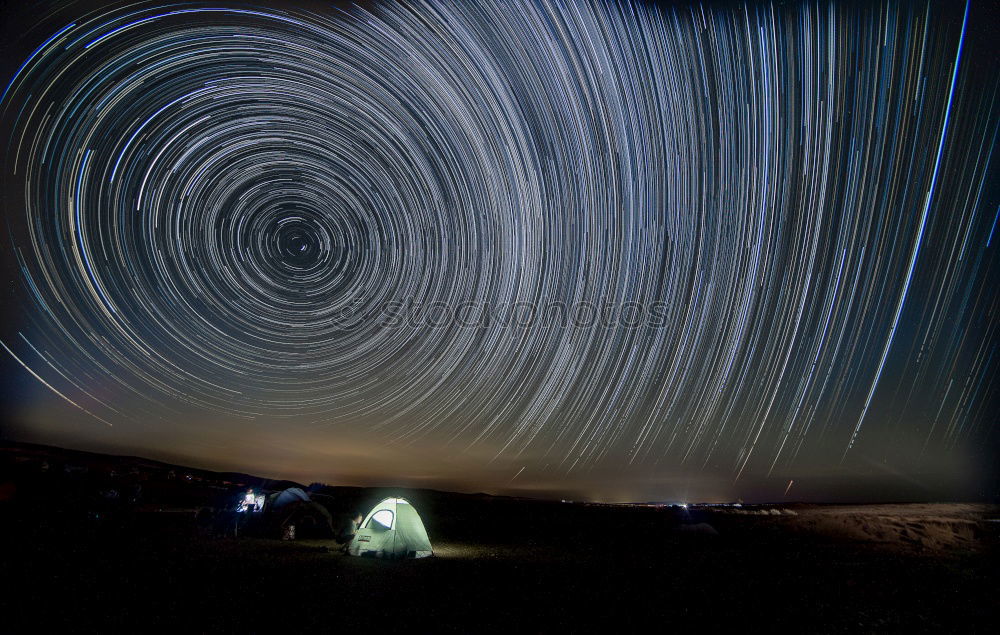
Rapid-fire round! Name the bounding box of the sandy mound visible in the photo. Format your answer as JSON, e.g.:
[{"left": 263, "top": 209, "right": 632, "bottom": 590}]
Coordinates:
[
  {"left": 678, "top": 522, "right": 720, "bottom": 536},
  {"left": 788, "top": 504, "right": 994, "bottom": 551}
]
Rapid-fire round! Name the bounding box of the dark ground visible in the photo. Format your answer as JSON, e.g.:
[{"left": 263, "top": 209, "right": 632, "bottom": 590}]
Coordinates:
[{"left": 1, "top": 443, "right": 997, "bottom": 633}]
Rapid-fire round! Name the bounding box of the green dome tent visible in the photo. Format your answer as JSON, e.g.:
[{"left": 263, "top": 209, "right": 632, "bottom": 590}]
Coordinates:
[{"left": 348, "top": 497, "right": 433, "bottom": 559}]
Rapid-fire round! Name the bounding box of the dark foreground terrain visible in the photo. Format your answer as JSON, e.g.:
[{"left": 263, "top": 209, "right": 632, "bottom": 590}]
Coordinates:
[{"left": 1, "top": 443, "right": 996, "bottom": 633}]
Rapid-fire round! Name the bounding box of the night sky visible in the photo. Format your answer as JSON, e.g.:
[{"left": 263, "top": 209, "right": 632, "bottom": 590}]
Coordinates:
[{"left": 1, "top": 0, "right": 997, "bottom": 502}]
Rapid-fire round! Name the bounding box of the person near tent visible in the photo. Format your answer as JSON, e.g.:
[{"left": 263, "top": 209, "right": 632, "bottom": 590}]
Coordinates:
[{"left": 337, "top": 511, "right": 363, "bottom": 551}]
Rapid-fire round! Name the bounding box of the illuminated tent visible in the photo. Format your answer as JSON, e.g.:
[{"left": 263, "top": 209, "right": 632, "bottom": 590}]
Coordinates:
[{"left": 348, "top": 497, "right": 433, "bottom": 559}]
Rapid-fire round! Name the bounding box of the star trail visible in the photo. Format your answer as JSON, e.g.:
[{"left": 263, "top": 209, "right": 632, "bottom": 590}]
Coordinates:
[{"left": 1, "top": 0, "right": 996, "bottom": 500}]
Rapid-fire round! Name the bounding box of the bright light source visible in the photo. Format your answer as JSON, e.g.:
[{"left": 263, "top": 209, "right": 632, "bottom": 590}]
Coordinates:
[
  {"left": 236, "top": 490, "right": 265, "bottom": 513},
  {"left": 371, "top": 509, "right": 394, "bottom": 529}
]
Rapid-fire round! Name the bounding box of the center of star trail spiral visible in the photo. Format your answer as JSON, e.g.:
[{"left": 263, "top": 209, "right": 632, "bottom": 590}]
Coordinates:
[{"left": 0, "top": 0, "right": 995, "bottom": 482}]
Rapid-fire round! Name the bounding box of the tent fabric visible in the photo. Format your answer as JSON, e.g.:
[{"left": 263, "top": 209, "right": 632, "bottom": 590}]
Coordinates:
[
  {"left": 348, "top": 497, "right": 433, "bottom": 559},
  {"left": 269, "top": 487, "right": 311, "bottom": 510},
  {"left": 275, "top": 500, "right": 334, "bottom": 537}
]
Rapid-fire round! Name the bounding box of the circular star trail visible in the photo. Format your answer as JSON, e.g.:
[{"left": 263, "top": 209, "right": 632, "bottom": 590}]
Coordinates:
[{"left": 1, "top": 0, "right": 996, "bottom": 482}]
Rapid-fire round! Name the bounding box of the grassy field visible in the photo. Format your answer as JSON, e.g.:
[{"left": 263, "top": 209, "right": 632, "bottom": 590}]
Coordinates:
[{"left": 3, "top": 496, "right": 997, "bottom": 633}]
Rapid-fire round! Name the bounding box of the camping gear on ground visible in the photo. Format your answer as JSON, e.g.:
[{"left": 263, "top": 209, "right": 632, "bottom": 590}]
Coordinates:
[
  {"left": 348, "top": 497, "right": 433, "bottom": 559},
  {"left": 267, "top": 487, "right": 334, "bottom": 539}
]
